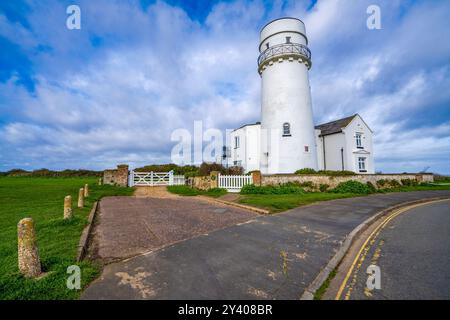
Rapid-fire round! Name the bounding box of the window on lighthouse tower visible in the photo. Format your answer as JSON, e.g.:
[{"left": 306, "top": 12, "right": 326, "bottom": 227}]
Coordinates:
[{"left": 283, "top": 123, "right": 291, "bottom": 136}]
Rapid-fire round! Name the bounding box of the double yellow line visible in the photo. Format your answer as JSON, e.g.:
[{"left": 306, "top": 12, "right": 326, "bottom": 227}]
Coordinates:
[{"left": 335, "top": 199, "right": 449, "bottom": 300}]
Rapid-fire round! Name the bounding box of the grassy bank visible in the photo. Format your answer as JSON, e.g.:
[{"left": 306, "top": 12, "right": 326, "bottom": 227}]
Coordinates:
[
  {"left": 238, "top": 193, "right": 363, "bottom": 213},
  {"left": 167, "top": 185, "right": 227, "bottom": 198},
  {"left": 238, "top": 184, "right": 450, "bottom": 213},
  {"left": 0, "top": 177, "right": 134, "bottom": 299}
]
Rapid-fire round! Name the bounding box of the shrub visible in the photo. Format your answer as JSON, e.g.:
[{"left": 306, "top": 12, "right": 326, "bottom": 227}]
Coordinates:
[
  {"left": 240, "top": 183, "right": 304, "bottom": 195},
  {"left": 366, "top": 181, "right": 377, "bottom": 193},
  {"left": 401, "top": 178, "right": 417, "bottom": 186},
  {"left": 319, "top": 184, "right": 330, "bottom": 192},
  {"left": 226, "top": 166, "right": 244, "bottom": 175},
  {"left": 299, "top": 181, "right": 314, "bottom": 188},
  {"left": 317, "top": 170, "right": 356, "bottom": 176},
  {"left": 388, "top": 179, "right": 401, "bottom": 188},
  {"left": 330, "top": 180, "right": 372, "bottom": 194},
  {"left": 135, "top": 163, "right": 199, "bottom": 175},
  {"left": 434, "top": 174, "right": 450, "bottom": 183},
  {"left": 376, "top": 179, "right": 387, "bottom": 187},
  {"left": 295, "top": 168, "right": 317, "bottom": 174}
]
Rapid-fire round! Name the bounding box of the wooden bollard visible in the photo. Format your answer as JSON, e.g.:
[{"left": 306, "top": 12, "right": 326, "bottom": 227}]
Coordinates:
[
  {"left": 17, "top": 218, "right": 41, "bottom": 278},
  {"left": 84, "top": 184, "right": 89, "bottom": 197},
  {"left": 78, "top": 188, "right": 84, "bottom": 208},
  {"left": 64, "top": 195, "right": 73, "bottom": 219}
]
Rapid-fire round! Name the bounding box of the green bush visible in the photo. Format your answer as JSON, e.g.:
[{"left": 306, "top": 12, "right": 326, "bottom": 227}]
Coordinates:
[
  {"left": 240, "top": 183, "right": 304, "bottom": 195},
  {"left": 388, "top": 179, "right": 401, "bottom": 188},
  {"left": 319, "top": 184, "right": 330, "bottom": 192},
  {"left": 299, "top": 181, "right": 315, "bottom": 188},
  {"left": 295, "top": 168, "right": 317, "bottom": 174},
  {"left": 330, "top": 180, "right": 373, "bottom": 194},
  {"left": 401, "top": 178, "right": 417, "bottom": 186},
  {"left": 317, "top": 170, "right": 356, "bottom": 176},
  {"left": 366, "top": 181, "right": 377, "bottom": 193},
  {"left": 376, "top": 179, "right": 387, "bottom": 187}
]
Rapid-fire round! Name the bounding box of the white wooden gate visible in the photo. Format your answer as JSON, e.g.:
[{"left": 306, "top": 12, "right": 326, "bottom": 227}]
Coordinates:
[
  {"left": 129, "top": 170, "right": 185, "bottom": 187},
  {"left": 218, "top": 174, "right": 253, "bottom": 192}
]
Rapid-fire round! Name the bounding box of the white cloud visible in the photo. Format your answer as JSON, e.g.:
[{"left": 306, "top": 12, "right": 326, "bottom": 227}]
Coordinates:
[{"left": 1, "top": 0, "right": 450, "bottom": 173}]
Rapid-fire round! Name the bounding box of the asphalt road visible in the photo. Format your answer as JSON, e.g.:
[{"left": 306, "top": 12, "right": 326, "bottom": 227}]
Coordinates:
[
  {"left": 342, "top": 199, "right": 450, "bottom": 300},
  {"left": 82, "top": 190, "right": 450, "bottom": 299}
]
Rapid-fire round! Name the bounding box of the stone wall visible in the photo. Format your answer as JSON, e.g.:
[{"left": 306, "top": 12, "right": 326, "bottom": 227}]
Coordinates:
[
  {"left": 103, "top": 164, "right": 129, "bottom": 187},
  {"left": 258, "top": 173, "right": 434, "bottom": 189},
  {"left": 187, "top": 171, "right": 220, "bottom": 190}
]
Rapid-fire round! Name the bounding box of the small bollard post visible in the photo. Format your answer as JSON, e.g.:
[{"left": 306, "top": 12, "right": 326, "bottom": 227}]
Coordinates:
[
  {"left": 17, "top": 218, "right": 41, "bottom": 278},
  {"left": 98, "top": 178, "right": 102, "bottom": 186},
  {"left": 78, "top": 188, "right": 84, "bottom": 208},
  {"left": 84, "top": 184, "right": 89, "bottom": 197},
  {"left": 64, "top": 195, "right": 73, "bottom": 219}
]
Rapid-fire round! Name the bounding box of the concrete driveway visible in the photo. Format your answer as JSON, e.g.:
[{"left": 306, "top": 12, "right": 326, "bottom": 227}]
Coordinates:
[
  {"left": 82, "top": 190, "right": 450, "bottom": 300},
  {"left": 88, "top": 195, "right": 256, "bottom": 263}
]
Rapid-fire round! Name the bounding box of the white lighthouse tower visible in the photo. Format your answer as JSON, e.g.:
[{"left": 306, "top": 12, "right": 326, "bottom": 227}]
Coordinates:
[{"left": 258, "top": 18, "right": 318, "bottom": 174}]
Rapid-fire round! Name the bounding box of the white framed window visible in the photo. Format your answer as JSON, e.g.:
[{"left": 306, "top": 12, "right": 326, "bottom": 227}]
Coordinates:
[
  {"left": 234, "top": 136, "right": 240, "bottom": 149},
  {"left": 355, "top": 133, "right": 363, "bottom": 148},
  {"left": 283, "top": 122, "right": 291, "bottom": 136},
  {"left": 358, "top": 157, "right": 367, "bottom": 172}
]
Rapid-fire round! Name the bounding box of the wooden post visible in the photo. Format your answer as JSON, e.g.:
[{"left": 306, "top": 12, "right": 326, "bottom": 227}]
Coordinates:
[
  {"left": 78, "top": 188, "right": 84, "bottom": 208},
  {"left": 64, "top": 195, "right": 73, "bottom": 219},
  {"left": 84, "top": 184, "right": 89, "bottom": 197},
  {"left": 17, "top": 218, "right": 41, "bottom": 278}
]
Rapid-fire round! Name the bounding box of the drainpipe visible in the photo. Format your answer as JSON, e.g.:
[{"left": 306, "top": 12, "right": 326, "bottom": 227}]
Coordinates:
[
  {"left": 341, "top": 147, "right": 344, "bottom": 171},
  {"left": 322, "top": 136, "right": 326, "bottom": 170}
]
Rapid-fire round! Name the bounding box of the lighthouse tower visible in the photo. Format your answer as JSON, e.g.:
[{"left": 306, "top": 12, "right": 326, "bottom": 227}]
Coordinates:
[{"left": 258, "top": 18, "right": 318, "bottom": 174}]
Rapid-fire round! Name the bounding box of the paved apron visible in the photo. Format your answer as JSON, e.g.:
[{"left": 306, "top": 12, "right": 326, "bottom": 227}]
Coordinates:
[{"left": 82, "top": 190, "right": 450, "bottom": 299}]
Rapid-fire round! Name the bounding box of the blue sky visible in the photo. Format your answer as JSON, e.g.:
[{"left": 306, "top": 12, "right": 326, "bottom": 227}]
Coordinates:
[{"left": 1, "top": 0, "right": 450, "bottom": 173}]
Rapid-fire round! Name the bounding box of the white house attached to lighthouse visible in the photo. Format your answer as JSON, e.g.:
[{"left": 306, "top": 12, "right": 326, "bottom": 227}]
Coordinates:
[{"left": 227, "top": 17, "right": 375, "bottom": 174}]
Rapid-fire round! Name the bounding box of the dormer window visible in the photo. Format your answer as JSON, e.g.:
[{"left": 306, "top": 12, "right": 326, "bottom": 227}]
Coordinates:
[
  {"left": 283, "top": 123, "right": 291, "bottom": 136},
  {"left": 286, "top": 36, "right": 291, "bottom": 44},
  {"left": 266, "top": 43, "right": 269, "bottom": 49},
  {"left": 356, "top": 133, "right": 363, "bottom": 148}
]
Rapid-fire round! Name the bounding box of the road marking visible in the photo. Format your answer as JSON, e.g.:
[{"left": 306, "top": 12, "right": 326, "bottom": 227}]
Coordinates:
[{"left": 335, "top": 199, "right": 450, "bottom": 300}]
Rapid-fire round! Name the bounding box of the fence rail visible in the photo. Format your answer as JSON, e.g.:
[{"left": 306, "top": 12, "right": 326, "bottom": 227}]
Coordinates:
[
  {"left": 218, "top": 174, "right": 253, "bottom": 192},
  {"left": 129, "top": 171, "right": 185, "bottom": 187}
]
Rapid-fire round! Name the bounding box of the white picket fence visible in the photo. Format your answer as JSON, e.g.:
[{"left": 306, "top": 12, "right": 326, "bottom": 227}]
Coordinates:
[
  {"left": 129, "top": 170, "right": 185, "bottom": 187},
  {"left": 218, "top": 174, "right": 253, "bottom": 192}
]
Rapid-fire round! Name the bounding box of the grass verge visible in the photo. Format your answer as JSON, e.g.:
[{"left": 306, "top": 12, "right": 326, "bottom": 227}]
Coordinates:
[
  {"left": 0, "top": 177, "right": 134, "bottom": 299},
  {"left": 239, "top": 184, "right": 450, "bottom": 213},
  {"left": 239, "top": 193, "right": 363, "bottom": 213},
  {"left": 167, "top": 185, "right": 227, "bottom": 198},
  {"left": 313, "top": 267, "right": 338, "bottom": 300}
]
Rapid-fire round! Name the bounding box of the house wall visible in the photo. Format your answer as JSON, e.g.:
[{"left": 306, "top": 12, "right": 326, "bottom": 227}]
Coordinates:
[
  {"left": 343, "top": 116, "right": 374, "bottom": 174},
  {"left": 229, "top": 124, "right": 261, "bottom": 173}
]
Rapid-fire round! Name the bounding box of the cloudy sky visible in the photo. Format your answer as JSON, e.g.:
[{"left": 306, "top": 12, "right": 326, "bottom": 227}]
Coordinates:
[{"left": 1, "top": 0, "right": 449, "bottom": 173}]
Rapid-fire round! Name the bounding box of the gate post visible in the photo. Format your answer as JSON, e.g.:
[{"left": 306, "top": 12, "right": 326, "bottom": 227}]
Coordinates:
[
  {"left": 169, "top": 170, "right": 174, "bottom": 186},
  {"left": 210, "top": 171, "right": 219, "bottom": 189},
  {"left": 129, "top": 170, "right": 134, "bottom": 187},
  {"left": 150, "top": 171, "right": 154, "bottom": 187}
]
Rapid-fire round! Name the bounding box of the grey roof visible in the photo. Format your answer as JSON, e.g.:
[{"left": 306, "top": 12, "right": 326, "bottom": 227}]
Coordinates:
[
  {"left": 315, "top": 114, "right": 357, "bottom": 136},
  {"left": 232, "top": 121, "right": 261, "bottom": 132}
]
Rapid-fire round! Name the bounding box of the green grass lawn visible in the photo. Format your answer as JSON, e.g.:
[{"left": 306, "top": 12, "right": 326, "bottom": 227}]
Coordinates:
[
  {"left": 0, "top": 177, "right": 134, "bottom": 300},
  {"left": 238, "top": 184, "right": 450, "bottom": 213},
  {"left": 238, "top": 193, "right": 363, "bottom": 213}
]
